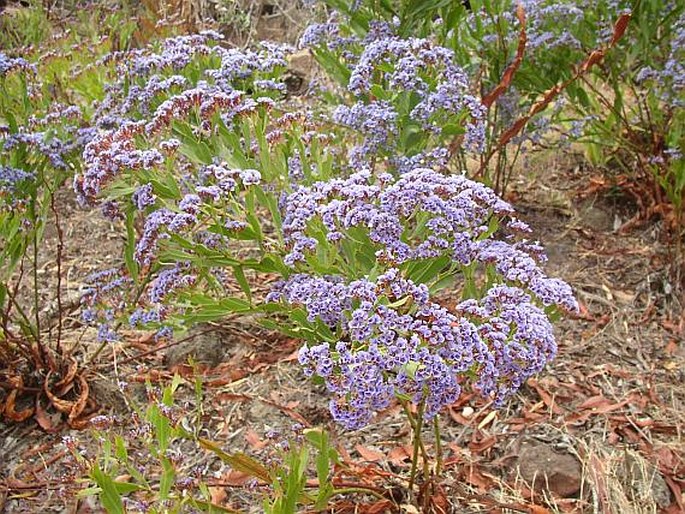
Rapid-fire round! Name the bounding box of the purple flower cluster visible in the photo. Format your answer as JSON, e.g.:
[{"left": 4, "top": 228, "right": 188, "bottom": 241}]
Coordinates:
[
  {"left": 144, "top": 87, "right": 243, "bottom": 136},
  {"left": 27, "top": 105, "right": 82, "bottom": 130},
  {"left": 332, "top": 101, "right": 398, "bottom": 152},
  {"left": 520, "top": 1, "right": 584, "bottom": 50},
  {"left": 76, "top": 121, "right": 156, "bottom": 204},
  {"left": 266, "top": 274, "right": 353, "bottom": 326},
  {"left": 299, "top": 12, "right": 360, "bottom": 52},
  {"left": 0, "top": 165, "right": 34, "bottom": 193},
  {"left": 636, "top": 10, "right": 684, "bottom": 106},
  {"left": 82, "top": 268, "right": 133, "bottom": 305},
  {"left": 270, "top": 268, "right": 565, "bottom": 429},
  {"left": 3, "top": 131, "right": 70, "bottom": 170},
  {"left": 148, "top": 264, "right": 197, "bottom": 304},
  {"left": 324, "top": 35, "right": 487, "bottom": 158},
  {"left": 129, "top": 306, "right": 168, "bottom": 327},
  {"left": 76, "top": 87, "right": 247, "bottom": 205},
  {"left": 281, "top": 167, "right": 515, "bottom": 265},
  {"left": 280, "top": 166, "right": 578, "bottom": 307},
  {"left": 295, "top": 169, "right": 576, "bottom": 317},
  {"left": 299, "top": 18, "right": 342, "bottom": 50},
  {"left": 132, "top": 166, "right": 261, "bottom": 266},
  {"left": 127, "top": 33, "right": 219, "bottom": 77},
  {"left": 132, "top": 183, "right": 157, "bottom": 210},
  {"left": 122, "top": 74, "right": 188, "bottom": 116},
  {"left": 206, "top": 42, "right": 292, "bottom": 90},
  {"left": 0, "top": 52, "right": 37, "bottom": 76},
  {"left": 135, "top": 208, "right": 177, "bottom": 266},
  {"left": 390, "top": 147, "right": 450, "bottom": 174},
  {"left": 348, "top": 37, "right": 462, "bottom": 96}
]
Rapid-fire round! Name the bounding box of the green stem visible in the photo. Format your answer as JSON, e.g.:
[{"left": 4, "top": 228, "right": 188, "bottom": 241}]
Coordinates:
[
  {"left": 9, "top": 295, "right": 40, "bottom": 346},
  {"left": 32, "top": 223, "right": 41, "bottom": 346},
  {"left": 407, "top": 399, "right": 425, "bottom": 492},
  {"left": 433, "top": 416, "right": 443, "bottom": 478}
]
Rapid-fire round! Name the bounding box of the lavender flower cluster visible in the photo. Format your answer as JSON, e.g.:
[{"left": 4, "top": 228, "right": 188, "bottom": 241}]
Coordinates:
[
  {"left": 269, "top": 267, "right": 567, "bottom": 429},
  {"left": 134, "top": 165, "right": 262, "bottom": 267},
  {"left": 126, "top": 32, "right": 222, "bottom": 78},
  {"left": 75, "top": 86, "right": 245, "bottom": 205},
  {"left": 635, "top": 9, "right": 684, "bottom": 106},
  {"left": 207, "top": 41, "right": 292, "bottom": 91},
  {"left": 90, "top": 33, "right": 290, "bottom": 132},
  {"left": 325, "top": 34, "right": 486, "bottom": 159},
  {"left": 519, "top": 0, "right": 584, "bottom": 50},
  {"left": 0, "top": 52, "right": 37, "bottom": 76},
  {"left": 280, "top": 166, "right": 576, "bottom": 311},
  {"left": 3, "top": 132, "right": 64, "bottom": 169},
  {"left": 0, "top": 165, "right": 34, "bottom": 194},
  {"left": 81, "top": 266, "right": 176, "bottom": 343},
  {"left": 271, "top": 167, "right": 577, "bottom": 427}
]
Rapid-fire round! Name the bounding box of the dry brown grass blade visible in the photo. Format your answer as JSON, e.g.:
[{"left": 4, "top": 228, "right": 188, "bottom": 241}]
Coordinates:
[
  {"left": 34, "top": 396, "right": 60, "bottom": 432},
  {"left": 53, "top": 356, "right": 77, "bottom": 391},
  {"left": 43, "top": 371, "right": 75, "bottom": 414},
  {"left": 482, "top": 4, "right": 527, "bottom": 109},
  {"left": 3, "top": 388, "right": 34, "bottom": 422},
  {"left": 67, "top": 375, "right": 89, "bottom": 425}
]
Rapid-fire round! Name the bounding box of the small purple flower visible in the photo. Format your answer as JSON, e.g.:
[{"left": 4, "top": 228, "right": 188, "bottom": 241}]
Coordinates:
[
  {"left": 239, "top": 168, "right": 261, "bottom": 186},
  {"left": 149, "top": 264, "right": 197, "bottom": 304},
  {"left": 132, "top": 183, "right": 156, "bottom": 210}
]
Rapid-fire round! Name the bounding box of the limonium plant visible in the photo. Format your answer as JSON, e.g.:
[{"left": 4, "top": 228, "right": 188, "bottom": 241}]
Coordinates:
[
  {"left": 67, "top": 20, "right": 579, "bottom": 497},
  {"left": 266, "top": 164, "right": 577, "bottom": 486},
  {"left": 302, "top": 17, "right": 487, "bottom": 172},
  {"left": 0, "top": 6, "right": 589, "bottom": 507},
  {"left": 5, "top": 0, "right": 685, "bottom": 509}
]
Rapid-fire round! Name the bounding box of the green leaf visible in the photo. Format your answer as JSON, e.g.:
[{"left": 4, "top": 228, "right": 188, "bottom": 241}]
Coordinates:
[
  {"left": 90, "top": 465, "right": 124, "bottom": 514},
  {"left": 181, "top": 140, "right": 214, "bottom": 165},
  {"left": 147, "top": 403, "right": 172, "bottom": 453},
  {"left": 124, "top": 208, "right": 139, "bottom": 279},
  {"left": 233, "top": 266, "right": 252, "bottom": 303},
  {"left": 441, "top": 123, "right": 465, "bottom": 137},
  {"left": 370, "top": 84, "right": 387, "bottom": 100},
  {"left": 159, "top": 458, "right": 175, "bottom": 500},
  {"left": 408, "top": 255, "right": 451, "bottom": 284},
  {"left": 312, "top": 50, "right": 352, "bottom": 86},
  {"left": 198, "top": 439, "right": 271, "bottom": 482},
  {"left": 181, "top": 296, "right": 252, "bottom": 323}
]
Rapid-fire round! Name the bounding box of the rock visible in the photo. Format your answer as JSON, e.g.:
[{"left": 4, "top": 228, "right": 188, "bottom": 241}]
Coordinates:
[
  {"left": 619, "top": 450, "right": 671, "bottom": 509},
  {"left": 288, "top": 50, "right": 315, "bottom": 77},
  {"left": 513, "top": 439, "right": 582, "bottom": 498},
  {"left": 163, "top": 329, "right": 230, "bottom": 369},
  {"left": 89, "top": 378, "right": 132, "bottom": 414},
  {"left": 578, "top": 199, "right": 613, "bottom": 232},
  {"left": 284, "top": 50, "right": 316, "bottom": 95}
]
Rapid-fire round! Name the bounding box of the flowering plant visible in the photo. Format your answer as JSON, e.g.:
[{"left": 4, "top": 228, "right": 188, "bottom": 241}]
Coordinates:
[
  {"left": 72, "top": 34, "right": 347, "bottom": 345},
  {"left": 267, "top": 166, "right": 577, "bottom": 431},
  {"left": 0, "top": 36, "right": 114, "bottom": 425},
  {"left": 308, "top": 0, "right": 685, "bottom": 240},
  {"left": 301, "top": 17, "right": 486, "bottom": 172}
]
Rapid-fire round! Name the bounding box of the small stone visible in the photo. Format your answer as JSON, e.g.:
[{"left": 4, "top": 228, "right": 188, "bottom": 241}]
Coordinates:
[
  {"left": 164, "top": 329, "right": 229, "bottom": 368},
  {"left": 620, "top": 450, "right": 672, "bottom": 509},
  {"left": 288, "top": 50, "right": 315, "bottom": 77},
  {"left": 514, "top": 440, "right": 582, "bottom": 498},
  {"left": 462, "top": 406, "right": 475, "bottom": 418}
]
